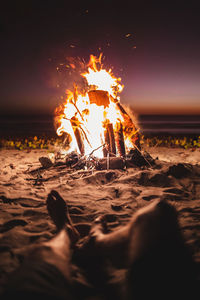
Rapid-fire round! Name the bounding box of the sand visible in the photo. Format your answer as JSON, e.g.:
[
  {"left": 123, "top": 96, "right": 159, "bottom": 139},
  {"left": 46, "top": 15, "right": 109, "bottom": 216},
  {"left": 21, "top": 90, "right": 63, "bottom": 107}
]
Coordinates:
[{"left": 0, "top": 146, "right": 200, "bottom": 294}]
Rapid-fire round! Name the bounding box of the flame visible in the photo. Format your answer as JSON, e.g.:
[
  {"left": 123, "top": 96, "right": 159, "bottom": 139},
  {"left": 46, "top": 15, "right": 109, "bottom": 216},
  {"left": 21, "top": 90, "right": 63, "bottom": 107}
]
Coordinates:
[
  {"left": 55, "top": 54, "right": 137, "bottom": 157},
  {"left": 82, "top": 54, "right": 123, "bottom": 99}
]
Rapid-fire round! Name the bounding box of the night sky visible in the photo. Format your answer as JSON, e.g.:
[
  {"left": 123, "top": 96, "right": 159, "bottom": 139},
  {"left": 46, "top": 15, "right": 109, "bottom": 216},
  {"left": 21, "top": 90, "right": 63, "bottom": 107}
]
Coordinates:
[{"left": 1, "top": 1, "right": 200, "bottom": 116}]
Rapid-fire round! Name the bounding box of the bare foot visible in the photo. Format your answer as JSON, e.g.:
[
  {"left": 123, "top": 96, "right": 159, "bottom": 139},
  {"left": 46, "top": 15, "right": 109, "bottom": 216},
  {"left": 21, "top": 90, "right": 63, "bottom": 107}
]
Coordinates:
[
  {"left": 47, "top": 190, "right": 68, "bottom": 230},
  {"left": 47, "top": 190, "right": 80, "bottom": 243}
]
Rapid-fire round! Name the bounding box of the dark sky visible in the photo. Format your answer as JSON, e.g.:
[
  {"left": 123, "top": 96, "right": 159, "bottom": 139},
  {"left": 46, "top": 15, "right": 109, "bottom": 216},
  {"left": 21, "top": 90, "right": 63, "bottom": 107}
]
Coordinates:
[{"left": 1, "top": 0, "right": 200, "bottom": 115}]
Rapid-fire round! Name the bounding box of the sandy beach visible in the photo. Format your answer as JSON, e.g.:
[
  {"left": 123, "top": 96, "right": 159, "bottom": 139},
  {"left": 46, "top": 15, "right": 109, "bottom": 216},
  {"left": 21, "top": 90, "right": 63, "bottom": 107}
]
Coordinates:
[{"left": 0, "top": 146, "right": 200, "bottom": 295}]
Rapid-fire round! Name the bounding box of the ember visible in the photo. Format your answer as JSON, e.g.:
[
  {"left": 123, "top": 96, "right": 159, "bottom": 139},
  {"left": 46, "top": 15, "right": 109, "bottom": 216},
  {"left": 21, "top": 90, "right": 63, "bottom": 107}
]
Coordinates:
[{"left": 55, "top": 54, "right": 140, "bottom": 158}]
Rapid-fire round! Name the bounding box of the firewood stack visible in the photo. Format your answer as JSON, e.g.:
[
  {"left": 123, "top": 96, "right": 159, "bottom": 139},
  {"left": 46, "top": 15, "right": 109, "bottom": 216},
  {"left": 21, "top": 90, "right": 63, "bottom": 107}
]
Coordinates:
[
  {"left": 68, "top": 89, "right": 140, "bottom": 157},
  {"left": 88, "top": 90, "right": 140, "bottom": 157}
]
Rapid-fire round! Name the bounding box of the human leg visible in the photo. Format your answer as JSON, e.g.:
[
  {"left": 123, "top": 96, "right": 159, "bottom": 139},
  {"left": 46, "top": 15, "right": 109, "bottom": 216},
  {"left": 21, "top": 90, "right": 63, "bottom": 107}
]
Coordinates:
[
  {"left": 126, "top": 199, "right": 197, "bottom": 299},
  {"left": 80, "top": 199, "right": 197, "bottom": 299},
  {"left": 2, "top": 190, "right": 78, "bottom": 300}
]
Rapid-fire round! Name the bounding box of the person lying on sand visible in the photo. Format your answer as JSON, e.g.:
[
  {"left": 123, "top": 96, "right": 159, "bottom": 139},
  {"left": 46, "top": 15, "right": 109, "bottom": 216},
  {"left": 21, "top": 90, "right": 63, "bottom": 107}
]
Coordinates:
[
  {"left": 2, "top": 191, "right": 198, "bottom": 300},
  {"left": 77, "top": 197, "right": 198, "bottom": 300}
]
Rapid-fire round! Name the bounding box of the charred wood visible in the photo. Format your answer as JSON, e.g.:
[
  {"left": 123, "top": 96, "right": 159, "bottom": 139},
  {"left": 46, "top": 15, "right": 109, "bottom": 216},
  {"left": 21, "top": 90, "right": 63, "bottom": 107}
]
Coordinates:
[
  {"left": 74, "top": 128, "right": 85, "bottom": 155},
  {"left": 96, "top": 157, "right": 125, "bottom": 170},
  {"left": 126, "top": 149, "right": 155, "bottom": 168},
  {"left": 104, "top": 127, "right": 110, "bottom": 157},
  {"left": 111, "top": 98, "right": 141, "bottom": 150},
  {"left": 70, "top": 117, "right": 85, "bottom": 155},
  {"left": 107, "top": 123, "right": 116, "bottom": 156},
  {"left": 115, "top": 122, "right": 126, "bottom": 157}
]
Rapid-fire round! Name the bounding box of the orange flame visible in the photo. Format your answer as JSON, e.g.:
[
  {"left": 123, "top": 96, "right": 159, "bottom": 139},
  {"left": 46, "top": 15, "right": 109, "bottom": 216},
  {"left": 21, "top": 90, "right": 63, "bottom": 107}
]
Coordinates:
[
  {"left": 82, "top": 54, "right": 123, "bottom": 99},
  {"left": 55, "top": 54, "right": 136, "bottom": 157}
]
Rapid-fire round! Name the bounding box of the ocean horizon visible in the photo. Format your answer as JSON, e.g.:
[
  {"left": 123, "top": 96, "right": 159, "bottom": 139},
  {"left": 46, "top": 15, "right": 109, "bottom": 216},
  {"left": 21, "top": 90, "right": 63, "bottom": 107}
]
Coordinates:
[{"left": 1, "top": 114, "right": 200, "bottom": 138}]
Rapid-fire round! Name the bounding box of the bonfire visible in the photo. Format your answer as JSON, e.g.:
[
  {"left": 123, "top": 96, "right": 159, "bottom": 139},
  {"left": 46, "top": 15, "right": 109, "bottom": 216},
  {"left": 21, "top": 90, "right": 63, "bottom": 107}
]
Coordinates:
[{"left": 54, "top": 54, "right": 140, "bottom": 160}]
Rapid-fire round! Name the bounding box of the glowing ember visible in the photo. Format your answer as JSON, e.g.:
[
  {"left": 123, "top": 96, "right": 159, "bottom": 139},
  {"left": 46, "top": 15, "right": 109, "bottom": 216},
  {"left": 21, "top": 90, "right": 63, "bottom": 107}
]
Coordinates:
[{"left": 55, "top": 54, "right": 140, "bottom": 158}]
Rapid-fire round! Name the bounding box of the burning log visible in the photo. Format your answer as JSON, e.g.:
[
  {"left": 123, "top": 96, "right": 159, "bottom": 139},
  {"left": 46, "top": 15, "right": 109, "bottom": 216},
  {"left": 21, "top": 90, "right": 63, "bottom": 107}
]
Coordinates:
[
  {"left": 88, "top": 90, "right": 140, "bottom": 151},
  {"left": 55, "top": 54, "right": 143, "bottom": 160},
  {"left": 107, "top": 123, "right": 116, "bottom": 156},
  {"left": 103, "top": 122, "right": 116, "bottom": 157},
  {"left": 73, "top": 128, "right": 85, "bottom": 156},
  {"left": 70, "top": 117, "right": 85, "bottom": 155},
  {"left": 103, "top": 128, "right": 110, "bottom": 157},
  {"left": 115, "top": 122, "right": 126, "bottom": 157},
  {"left": 111, "top": 97, "right": 141, "bottom": 150},
  {"left": 88, "top": 90, "right": 117, "bottom": 157},
  {"left": 88, "top": 90, "right": 110, "bottom": 107},
  {"left": 117, "top": 102, "right": 140, "bottom": 150}
]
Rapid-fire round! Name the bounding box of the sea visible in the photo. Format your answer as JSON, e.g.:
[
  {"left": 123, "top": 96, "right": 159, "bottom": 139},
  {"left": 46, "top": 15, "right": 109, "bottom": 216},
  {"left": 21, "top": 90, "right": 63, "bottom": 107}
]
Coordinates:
[{"left": 1, "top": 114, "right": 200, "bottom": 139}]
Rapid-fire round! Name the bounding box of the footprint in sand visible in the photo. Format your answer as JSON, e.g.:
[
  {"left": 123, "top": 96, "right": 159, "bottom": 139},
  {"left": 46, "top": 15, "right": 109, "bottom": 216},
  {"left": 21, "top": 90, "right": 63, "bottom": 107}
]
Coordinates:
[{"left": 0, "top": 219, "right": 28, "bottom": 233}]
